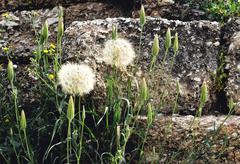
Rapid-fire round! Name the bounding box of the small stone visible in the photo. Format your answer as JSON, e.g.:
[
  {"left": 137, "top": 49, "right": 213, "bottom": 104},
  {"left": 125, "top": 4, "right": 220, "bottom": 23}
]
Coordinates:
[
  {"left": 228, "top": 32, "right": 240, "bottom": 54},
  {"left": 213, "top": 41, "right": 220, "bottom": 46},
  {"left": 157, "top": 0, "right": 174, "bottom": 7},
  {"left": 206, "top": 41, "right": 213, "bottom": 47}
]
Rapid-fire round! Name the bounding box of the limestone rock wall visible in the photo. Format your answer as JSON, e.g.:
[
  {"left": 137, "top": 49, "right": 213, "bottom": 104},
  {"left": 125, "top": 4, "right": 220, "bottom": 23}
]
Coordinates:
[
  {"left": 223, "top": 18, "right": 240, "bottom": 114},
  {"left": 140, "top": 115, "right": 240, "bottom": 163}
]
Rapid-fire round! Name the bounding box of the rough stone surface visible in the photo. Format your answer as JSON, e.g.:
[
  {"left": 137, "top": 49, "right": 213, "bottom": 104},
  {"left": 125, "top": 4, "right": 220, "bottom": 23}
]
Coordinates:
[
  {"left": 223, "top": 18, "right": 240, "bottom": 114},
  {"left": 132, "top": 0, "right": 208, "bottom": 21},
  {"left": 0, "top": 3, "right": 124, "bottom": 62},
  {"left": 0, "top": 63, "right": 40, "bottom": 111},
  {"left": 140, "top": 115, "right": 240, "bottom": 163},
  {"left": 0, "top": 7, "right": 59, "bottom": 62},
  {"left": 64, "top": 2, "right": 123, "bottom": 27},
  {"left": 63, "top": 17, "right": 221, "bottom": 114},
  {"left": 0, "top": 0, "right": 99, "bottom": 13}
]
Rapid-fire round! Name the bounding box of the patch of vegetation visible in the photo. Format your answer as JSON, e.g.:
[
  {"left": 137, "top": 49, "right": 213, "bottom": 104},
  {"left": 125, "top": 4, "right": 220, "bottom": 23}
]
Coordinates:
[
  {"left": 205, "top": 0, "right": 240, "bottom": 21},
  {"left": 0, "top": 4, "right": 237, "bottom": 164},
  {"left": 0, "top": 6, "right": 177, "bottom": 163}
]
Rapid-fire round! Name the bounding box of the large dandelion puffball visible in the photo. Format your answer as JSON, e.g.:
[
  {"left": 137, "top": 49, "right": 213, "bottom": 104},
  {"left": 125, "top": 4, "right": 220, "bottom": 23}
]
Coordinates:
[
  {"left": 58, "top": 63, "right": 96, "bottom": 96},
  {"left": 102, "top": 38, "right": 135, "bottom": 68}
]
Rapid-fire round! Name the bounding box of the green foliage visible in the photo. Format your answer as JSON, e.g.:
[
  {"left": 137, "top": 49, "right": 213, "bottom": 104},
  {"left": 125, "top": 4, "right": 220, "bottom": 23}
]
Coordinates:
[
  {"left": 205, "top": 0, "right": 240, "bottom": 21},
  {"left": 215, "top": 53, "right": 227, "bottom": 91}
]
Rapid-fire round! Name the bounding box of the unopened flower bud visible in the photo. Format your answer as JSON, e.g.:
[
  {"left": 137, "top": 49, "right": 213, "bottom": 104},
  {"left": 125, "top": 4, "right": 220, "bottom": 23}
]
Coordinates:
[
  {"left": 20, "top": 110, "right": 27, "bottom": 131},
  {"left": 200, "top": 81, "right": 208, "bottom": 104},
  {"left": 140, "top": 78, "right": 148, "bottom": 101},
  {"left": 67, "top": 96, "right": 75, "bottom": 121},
  {"left": 7, "top": 60, "right": 14, "bottom": 84},
  {"left": 140, "top": 5, "right": 146, "bottom": 27},
  {"left": 165, "top": 28, "right": 171, "bottom": 51},
  {"left": 112, "top": 25, "right": 118, "bottom": 40},
  {"left": 173, "top": 32, "right": 179, "bottom": 54},
  {"left": 152, "top": 34, "right": 159, "bottom": 57},
  {"left": 57, "top": 17, "right": 64, "bottom": 40}
]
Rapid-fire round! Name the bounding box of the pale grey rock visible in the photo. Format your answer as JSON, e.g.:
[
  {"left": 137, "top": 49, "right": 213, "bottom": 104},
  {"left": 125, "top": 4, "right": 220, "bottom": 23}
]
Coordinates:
[
  {"left": 0, "top": 7, "right": 59, "bottom": 61},
  {"left": 141, "top": 115, "right": 240, "bottom": 163},
  {"left": 157, "top": 0, "right": 175, "bottom": 7},
  {"left": 223, "top": 18, "right": 240, "bottom": 114}
]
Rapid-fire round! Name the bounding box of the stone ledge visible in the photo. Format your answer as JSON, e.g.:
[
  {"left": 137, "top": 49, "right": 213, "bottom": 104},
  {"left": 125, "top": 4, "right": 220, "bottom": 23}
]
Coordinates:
[{"left": 140, "top": 115, "right": 240, "bottom": 163}]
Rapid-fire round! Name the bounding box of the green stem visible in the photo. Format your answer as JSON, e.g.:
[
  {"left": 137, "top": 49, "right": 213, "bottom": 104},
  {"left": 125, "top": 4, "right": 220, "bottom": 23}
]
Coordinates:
[
  {"left": 78, "top": 114, "right": 85, "bottom": 164},
  {"left": 24, "top": 130, "right": 33, "bottom": 163},
  {"left": 170, "top": 52, "right": 178, "bottom": 73},
  {"left": 139, "top": 125, "right": 151, "bottom": 163},
  {"left": 12, "top": 86, "right": 26, "bottom": 154},
  {"left": 162, "top": 49, "right": 169, "bottom": 69},
  {"left": 67, "top": 120, "right": 71, "bottom": 164},
  {"left": 139, "top": 26, "right": 144, "bottom": 56},
  {"left": 10, "top": 136, "right": 21, "bottom": 164},
  {"left": 59, "top": 39, "right": 62, "bottom": 65}
]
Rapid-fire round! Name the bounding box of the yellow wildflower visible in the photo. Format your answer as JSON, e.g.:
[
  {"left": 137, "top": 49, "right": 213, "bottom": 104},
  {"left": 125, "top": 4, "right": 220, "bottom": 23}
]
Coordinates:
[
  {"left": 2, "top": 12, "right": 9, "bottom": 18},
  {"left": 5, "top": 118, "right": 10, "bottom": 123},
  {"left": 48, "top": 74, "right": 55, "bottom": 80},
  {"left": 43, "top": 49, "right": 49, "bottom": 54},
  {"left": 50, "top": 43, "right": 56, "bottom": 49},
  {"left": 2, "top": 47, "right": 9, "bottom": 53}
]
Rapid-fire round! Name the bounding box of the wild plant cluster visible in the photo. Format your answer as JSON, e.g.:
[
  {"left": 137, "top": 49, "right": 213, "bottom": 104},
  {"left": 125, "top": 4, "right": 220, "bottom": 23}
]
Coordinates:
[{"left": 0, "top": 4, "right": 233, "bottom": 164}]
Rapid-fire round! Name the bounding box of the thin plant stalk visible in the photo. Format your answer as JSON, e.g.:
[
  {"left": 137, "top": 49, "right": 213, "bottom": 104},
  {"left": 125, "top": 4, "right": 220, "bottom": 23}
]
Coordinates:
[
  {"left": 67, "top": 119, "right": 71, "bottom": 164},
  {"left": 67, "top": 96, "right": 75, "bottom": 164},
  {"left": 23, "top": 130, "right": 33, "bottom": 163},
  {"left": 139, "top": 26, "right": 144, "bottom": 56},
  {"left": 76, "top": 98, "right": 85, "bottom": 164},
  {"left": 10, "top": 129, "right": 20, "bottom": 164}
]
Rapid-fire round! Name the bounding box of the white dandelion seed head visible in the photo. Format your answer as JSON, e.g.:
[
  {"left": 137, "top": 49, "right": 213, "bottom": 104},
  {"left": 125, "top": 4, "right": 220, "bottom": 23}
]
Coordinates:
[
  {"left": 102, "top": 38, "right": 136, "bottom": 68},
  {"left": 58, "top": 63, "right": 96, "bottom": 96}
]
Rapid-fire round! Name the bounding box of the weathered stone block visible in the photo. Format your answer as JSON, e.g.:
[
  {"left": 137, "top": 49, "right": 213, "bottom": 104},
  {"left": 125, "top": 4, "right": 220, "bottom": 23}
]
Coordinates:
[
  {"left": 64, "top": 2, "right": 123, "bottom": 27},
  {"left": 0, "top": 7, "right": 59, "bottom": 62},
  {"left": 223, "top": 18, "right": 240, "bottom": 114},
  {"left": 0, "top": 0, "right": 100, "bottom": 13},
  {"left": 63, "top": 17, "right": 221, "bottom": 114},
  {"left": 0, "top": 3, "right": 124, "bottom": 63},
  {"left": 141, "top": 115, "right": 240, "bottom": 163},
  {"left": 132, "top": 0, "right": 207, "bottom": 21}
]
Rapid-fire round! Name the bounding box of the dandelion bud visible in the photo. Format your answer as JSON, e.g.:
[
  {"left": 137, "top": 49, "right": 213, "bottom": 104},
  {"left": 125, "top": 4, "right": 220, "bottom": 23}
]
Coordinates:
[
  {"left": 116, "top": 125, "right": 121, "bottom": 148},
  {"left": 165, "top": 28, "right": 171, "bottom": 51},
  {"left": 20, "top": 110, "right": 27, "bottom": 131},
  {"left": 7, "top": 60, "right": 14, "bottom": 84},
  {"left": 82, "top": 106, "right": 86, "bottom": 120},
  {"left": 152, "top": 34, "right": 159, "bottom": 57},
  {"left": 67, "top": 96, "right": 75, "bottom": 121},
  {"left": 112, "top": 25, "right": 118, "bottom": 40},
  {"left": 173, "top": 33, "right": 179, "bottom": 54},
  {"left": 140, "top": 5, "right": 146, "bottom": 27},
  {"left": 57, "top": 17, "right": 64, "bottom": 40},
  {"left": 200, "top": 81, "right": 208, "bottom": 104},
  {"left": 139, "top": 78, "right": 148, "bottom": 102},
  {"left": 58, "top": 6, "right": 64, "bottom": 18},
  {"left": 147, "top": 103, "right": 153, "bottom": 125},
  {"left": 228, "top": 97, "right": 235, "bottom": 111},
  {"left": 10, "top": 128, "right": 13, "bottom": 136},
  {"left": 40, "top": 21, "right": 49, "bottom": 44}
]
